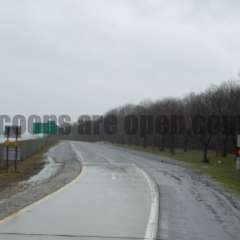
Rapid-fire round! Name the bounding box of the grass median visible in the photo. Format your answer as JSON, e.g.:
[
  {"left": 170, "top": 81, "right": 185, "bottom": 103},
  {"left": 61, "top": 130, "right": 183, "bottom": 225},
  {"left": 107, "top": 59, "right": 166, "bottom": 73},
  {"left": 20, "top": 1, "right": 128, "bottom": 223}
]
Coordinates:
[{"left": 116, "top": 144, "right": 240, "bottom": 196}]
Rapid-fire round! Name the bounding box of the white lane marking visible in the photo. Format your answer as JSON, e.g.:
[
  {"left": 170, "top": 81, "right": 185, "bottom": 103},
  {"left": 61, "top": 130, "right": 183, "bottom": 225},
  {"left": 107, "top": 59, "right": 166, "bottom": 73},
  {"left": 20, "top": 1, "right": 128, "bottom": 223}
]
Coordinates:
[
  {"left": 70, "top": 142, "right": 86, "bottom": 165},
  {"left": 0, "top": 142, "right": 84, "bottom": 225},
  {"left": 133, "top": 164, "right": 159, "bottom": 240}
]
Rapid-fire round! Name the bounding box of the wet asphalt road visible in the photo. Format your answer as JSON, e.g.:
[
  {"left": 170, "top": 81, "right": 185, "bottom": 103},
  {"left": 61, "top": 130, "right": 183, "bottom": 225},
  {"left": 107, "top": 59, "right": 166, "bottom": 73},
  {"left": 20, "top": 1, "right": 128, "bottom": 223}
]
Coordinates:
[{"left": 0, "top": 141, "right": 240, "bottom": 240}]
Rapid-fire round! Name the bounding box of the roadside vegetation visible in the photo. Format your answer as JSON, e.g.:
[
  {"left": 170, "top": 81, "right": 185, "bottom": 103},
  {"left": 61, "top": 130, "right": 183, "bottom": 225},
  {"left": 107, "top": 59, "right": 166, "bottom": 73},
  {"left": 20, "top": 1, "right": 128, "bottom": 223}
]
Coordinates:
[{"left": 0, "top": 142, "right": 56, "bottom": 184}]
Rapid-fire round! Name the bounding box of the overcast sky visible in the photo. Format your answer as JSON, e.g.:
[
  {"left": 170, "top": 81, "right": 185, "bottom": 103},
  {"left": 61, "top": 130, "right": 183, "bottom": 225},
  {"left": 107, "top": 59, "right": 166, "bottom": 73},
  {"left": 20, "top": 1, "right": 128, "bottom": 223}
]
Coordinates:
[{"left": 1, "top": 0, "right": 240, "bottom": 120}]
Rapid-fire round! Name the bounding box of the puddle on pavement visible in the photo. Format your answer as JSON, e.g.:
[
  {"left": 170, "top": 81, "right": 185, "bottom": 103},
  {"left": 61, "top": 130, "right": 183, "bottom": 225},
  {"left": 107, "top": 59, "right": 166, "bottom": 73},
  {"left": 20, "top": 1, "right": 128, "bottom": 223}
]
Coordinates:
[{"left": 26, "top": 156, "right": 61, "bottom": 184}]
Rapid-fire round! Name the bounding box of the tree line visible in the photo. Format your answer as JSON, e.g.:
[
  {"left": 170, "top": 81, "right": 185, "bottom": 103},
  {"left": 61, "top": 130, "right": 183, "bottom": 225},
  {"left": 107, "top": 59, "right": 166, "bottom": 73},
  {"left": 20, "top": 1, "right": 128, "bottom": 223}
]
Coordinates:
[{"left": 61, "top": 79, "right": 240, "bottom": 163}]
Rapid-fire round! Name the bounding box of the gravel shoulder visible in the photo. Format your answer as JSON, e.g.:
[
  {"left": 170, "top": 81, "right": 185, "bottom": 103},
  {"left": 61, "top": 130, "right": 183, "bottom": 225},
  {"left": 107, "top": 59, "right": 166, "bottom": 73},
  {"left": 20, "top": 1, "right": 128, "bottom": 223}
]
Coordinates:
[{"left": 0, "top": 141, "right": 81, "bottom": 220}]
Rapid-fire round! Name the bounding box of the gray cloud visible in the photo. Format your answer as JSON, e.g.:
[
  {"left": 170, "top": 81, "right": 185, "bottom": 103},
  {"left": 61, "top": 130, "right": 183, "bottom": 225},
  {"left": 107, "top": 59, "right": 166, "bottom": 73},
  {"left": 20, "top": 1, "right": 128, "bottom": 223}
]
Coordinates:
[{"left": 0, "top": 0, "right": 239, "bottom": 120}]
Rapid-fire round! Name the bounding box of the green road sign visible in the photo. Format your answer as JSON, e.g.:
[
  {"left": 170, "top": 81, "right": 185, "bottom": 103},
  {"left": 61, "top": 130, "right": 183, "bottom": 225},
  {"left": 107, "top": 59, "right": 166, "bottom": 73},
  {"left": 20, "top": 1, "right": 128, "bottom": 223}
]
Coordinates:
[{"left": 32, "top": 121, "right": 57, "bottom": 134}]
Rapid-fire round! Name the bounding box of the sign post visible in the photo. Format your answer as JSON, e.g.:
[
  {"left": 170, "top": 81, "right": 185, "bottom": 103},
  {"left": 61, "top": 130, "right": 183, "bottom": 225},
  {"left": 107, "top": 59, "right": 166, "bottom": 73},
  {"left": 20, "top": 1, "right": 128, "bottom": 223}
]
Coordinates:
[
  {"left": 236, "top": 135, "right": 240, "bottom": 175},
  {"left": 4, "top": 126, "right": 21, "bottom": 172}
]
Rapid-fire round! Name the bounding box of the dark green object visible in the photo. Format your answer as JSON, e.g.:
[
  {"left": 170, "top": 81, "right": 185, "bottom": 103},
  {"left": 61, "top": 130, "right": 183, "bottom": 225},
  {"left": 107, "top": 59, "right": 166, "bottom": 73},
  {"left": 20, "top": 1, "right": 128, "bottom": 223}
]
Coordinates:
[{"left": 33, "top": 121, "right": 57, "bottom": 134}]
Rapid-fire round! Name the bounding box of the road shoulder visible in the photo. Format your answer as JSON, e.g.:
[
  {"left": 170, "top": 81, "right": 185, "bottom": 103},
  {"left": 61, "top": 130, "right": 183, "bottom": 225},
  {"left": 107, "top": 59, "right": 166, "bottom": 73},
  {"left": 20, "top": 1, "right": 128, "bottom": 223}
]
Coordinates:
[{"left": 0, "top": 141, "right": 81, "bottom": 221}]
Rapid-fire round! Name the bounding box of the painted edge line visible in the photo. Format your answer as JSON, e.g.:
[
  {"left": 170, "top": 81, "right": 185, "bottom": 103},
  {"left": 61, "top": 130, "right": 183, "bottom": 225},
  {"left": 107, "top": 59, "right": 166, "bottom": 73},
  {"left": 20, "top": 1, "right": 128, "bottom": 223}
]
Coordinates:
[
  {"left": 133, "top": 164, "right": 159, "bottom": 240},
  {"left": 0, "top": 142, "right": 84, "bottom": 225}
]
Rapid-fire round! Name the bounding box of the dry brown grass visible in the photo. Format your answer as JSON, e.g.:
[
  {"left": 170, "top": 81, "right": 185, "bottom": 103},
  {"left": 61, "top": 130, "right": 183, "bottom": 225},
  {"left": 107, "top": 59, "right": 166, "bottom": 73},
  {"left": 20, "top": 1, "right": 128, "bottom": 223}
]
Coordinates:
[{"left": 0, "top": 143, "right": 57, "bottom": 184}]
